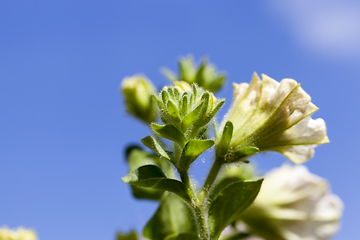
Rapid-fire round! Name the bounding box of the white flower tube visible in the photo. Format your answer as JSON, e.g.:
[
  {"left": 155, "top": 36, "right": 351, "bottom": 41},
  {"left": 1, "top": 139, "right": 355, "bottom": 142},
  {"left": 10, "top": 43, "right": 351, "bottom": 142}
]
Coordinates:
[
  {"left": 240, "top": 165, "right": 343, "bottom": 240},
  {"left": 218, "top": 73, "right": 329, "bottom": 164}
]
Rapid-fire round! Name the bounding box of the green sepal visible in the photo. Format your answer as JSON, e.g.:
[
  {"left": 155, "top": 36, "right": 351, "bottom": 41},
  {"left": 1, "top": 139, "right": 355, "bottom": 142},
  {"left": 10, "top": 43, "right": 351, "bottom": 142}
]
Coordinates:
[
  {"left": 205, "top": 99, "right": 225, "bottom": 125},
  {"left": 117, "top": 231, "right": 138, "bottom": 240},
  {"left": 216, "top": 121, "right": 233, "bottom": 158},
  {"left": 181, "top": 102, "right": 204, "bottom": 132},
  {"left": 198, "top": 92, "right": 210, "bottom": 117},
  {"left": 208, "top": 179, "right": 263, "bottom": 239},
  {"left": 165, "top": 233, "right": 199, "bottom": 240},
  {"left": 194, "top": 59, "right": 206, "bottom": 87},
  {"left": 225, "top": 147, "right": 259, "bottom": 163},
  {"left": 179, "top": 139, "right": 215, "bottom": 170},
  {"left": 179, "top": 93, "right": 188, "bottom": 117},
  {"left": 122, "top": 165, "right": 191, "bottom": 203},
  {"left": 167, "top": 100, "right": 181, "bottom": 122},
  {"left": 207, "top": 76, "right": 226, "bottom": 94},
  {"left": 143, "top": 193, "right": 198, "bottom": 240},
  {"left": 152, "top": 94, "right": 163, "bottom": 110},
  {"left": 161, "top": 89, "right": 170, "bottom": 104},
  {"left": 161, "top": 68, "right": 178, "bottom": 82},
  {"left": 141, "top": 136, "right": 170, "bottom": 160},
  {"left": 167, "top": 87, "right": 175, "bottom": 98},
  {"left": 152, "top": 124, "right": 187, "bottom": 148},
  {"left": 179, "top": 57, "right": 196, "bottom": 83}
]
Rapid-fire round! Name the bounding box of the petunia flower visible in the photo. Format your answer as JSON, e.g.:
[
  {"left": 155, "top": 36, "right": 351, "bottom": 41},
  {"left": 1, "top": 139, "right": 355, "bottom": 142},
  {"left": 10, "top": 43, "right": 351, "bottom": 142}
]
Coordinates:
[
  {"left": 217, "top": 73, "right": 329, "bottom": 164},
  {"left": 238, "top": 165, "right": 343, "bottom": 240}
]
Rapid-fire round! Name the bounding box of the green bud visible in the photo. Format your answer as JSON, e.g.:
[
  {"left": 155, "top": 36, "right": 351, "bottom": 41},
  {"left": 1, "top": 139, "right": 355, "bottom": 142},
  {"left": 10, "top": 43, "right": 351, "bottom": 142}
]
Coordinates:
[
  {"left": 121, "top": 75, "right": 157, "bottom": 124},
  {"left": 161, "top": 55, "right": 226, "bottom": 93},
  {"left": 154, "top": 82, "right": 224, "bottom": 142}
]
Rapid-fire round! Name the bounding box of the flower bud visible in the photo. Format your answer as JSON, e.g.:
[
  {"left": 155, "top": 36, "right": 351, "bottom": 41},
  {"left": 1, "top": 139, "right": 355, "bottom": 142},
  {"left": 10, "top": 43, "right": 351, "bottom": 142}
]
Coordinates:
[
  {"left": 0, "top": 227, "right": 38, "bottom": 240},
  {"left": 216, "top": 73, "right": 329, "bottom": 164},
  {"left": 153, "top": 82, "right": 224, "bottom": 140},
  {"left": 121, "top": 75, "right": 156, "bottom": 124},
  {"left": 161, "top": 56, "right": 226, "bottom": 93},
  {"left": 239, "top": 165, "right": 343, "bottom": 240}
]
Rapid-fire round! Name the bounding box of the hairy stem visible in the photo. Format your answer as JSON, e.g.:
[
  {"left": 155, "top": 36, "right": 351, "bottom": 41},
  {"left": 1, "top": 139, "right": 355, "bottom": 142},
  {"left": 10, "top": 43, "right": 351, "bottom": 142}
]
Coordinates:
[
  {"left": 199, "top": 158, "right": 223, "bottom": 202},
  {"left": 179, "top": 170, "right": 209, "bottom": 240}
]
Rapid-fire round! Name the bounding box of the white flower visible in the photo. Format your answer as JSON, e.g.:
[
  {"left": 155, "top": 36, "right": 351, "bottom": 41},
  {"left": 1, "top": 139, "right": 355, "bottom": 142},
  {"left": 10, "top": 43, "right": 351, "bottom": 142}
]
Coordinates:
[
  {"left": 218, "top": 73, "right": 329, "bottom": 164},
  {"left": 0, "top": 227, "right": 37, "bottom": 240},
  {"left": 240, "top": 165, "right": 343, "bottom": 240}
]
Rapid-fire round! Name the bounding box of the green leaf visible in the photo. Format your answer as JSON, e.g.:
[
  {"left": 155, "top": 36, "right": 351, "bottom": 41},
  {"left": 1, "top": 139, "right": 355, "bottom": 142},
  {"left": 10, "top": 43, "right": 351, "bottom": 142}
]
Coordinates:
[
  {"left": 141, "top": 136, "right": 170, "bottom": 160},
  {"left": 143, "top": 193, "right": 198, "bottom": 240},
  {"left": 122, "top": 165, "right": 191, "bottom": 203},
  {"left": 208, "top": 179, "right": 263, "bottom": 239},
  {"left": 216, "top": 121, "right": 233, "bottom": 158},
  {"left": 165, "top": 233, "right": 199, "bottom": 240},
  {"left": 206, "top": 177, "right": 242, "bottom": 206},
  {"left": 117, "top": 231, "right": 138, "bottom": 240},
  {"left": 126, "top": 147, "right": 171, "bottom": 200},
  {"left": 167, "top": 100, "right": 181, "bottom": 122},
  {"left": 179, "top": 139, "right": 215, "bottom": 170},
  {"left": 152, "top": 124, "right": 187, "bottom": 148}
]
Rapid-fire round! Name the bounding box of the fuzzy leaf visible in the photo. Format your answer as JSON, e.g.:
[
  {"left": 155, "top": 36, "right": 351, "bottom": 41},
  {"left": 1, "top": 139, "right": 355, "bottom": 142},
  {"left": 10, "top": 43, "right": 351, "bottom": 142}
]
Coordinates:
[
  {"left": 179, "top": 139, "right": 215, "bottom": 170},
  {"left": 141, "top": 136, "right": 170, "bottom": 160},
  {"left": 143, "top": 193, "right": 198, "bottom": 240},
  {"left": 152, "top": 124, "right": 187, "bottom": 148},
  {"left": 208, "top": 179, "right": 263, "bottom": 239},
  {"left": 122, "top": 165, "right": 191, "bottom": 203},
  {"left": 126, "top": 147, "right": 170, "bottom": 200}
]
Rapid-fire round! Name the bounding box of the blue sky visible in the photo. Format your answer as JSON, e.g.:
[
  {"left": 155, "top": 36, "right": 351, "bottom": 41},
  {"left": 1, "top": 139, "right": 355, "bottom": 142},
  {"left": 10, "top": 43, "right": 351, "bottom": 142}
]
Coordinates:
[{"left": 1, "top": 1, "right": 359, "bottom": 239}]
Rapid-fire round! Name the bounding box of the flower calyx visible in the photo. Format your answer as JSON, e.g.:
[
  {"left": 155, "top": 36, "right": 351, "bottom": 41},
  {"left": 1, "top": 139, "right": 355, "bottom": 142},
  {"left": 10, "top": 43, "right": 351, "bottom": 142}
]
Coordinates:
[
  {"left": 162, "top": 55, "right": 226, "bottom": 93},
  {"left": 153, "top": 82, "right": 224, "bottom": 142}
]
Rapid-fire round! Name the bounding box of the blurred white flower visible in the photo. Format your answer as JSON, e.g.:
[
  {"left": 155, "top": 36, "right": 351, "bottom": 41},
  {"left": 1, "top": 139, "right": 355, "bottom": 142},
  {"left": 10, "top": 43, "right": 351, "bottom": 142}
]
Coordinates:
[
  {"left": 218, "top": 73, "right": 329, "bottom": 164},
  {"left": 0, "top": 227, "right": 37, "bottom": 240},
  {"left": 239, "top": 165, "right": 343, "bottom": 240}
]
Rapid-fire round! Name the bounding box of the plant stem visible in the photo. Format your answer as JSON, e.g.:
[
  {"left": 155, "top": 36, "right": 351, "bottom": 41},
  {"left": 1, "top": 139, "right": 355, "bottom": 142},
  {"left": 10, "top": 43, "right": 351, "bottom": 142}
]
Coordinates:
[
  {"left": 179, "top": 170, "right": 209, "bottom": 240},
  {"left": 193, "top": 203, "right": 210, "bottom": 240},
  {"left": 199, "top": 158, "right": 223, "bottom": 202}
]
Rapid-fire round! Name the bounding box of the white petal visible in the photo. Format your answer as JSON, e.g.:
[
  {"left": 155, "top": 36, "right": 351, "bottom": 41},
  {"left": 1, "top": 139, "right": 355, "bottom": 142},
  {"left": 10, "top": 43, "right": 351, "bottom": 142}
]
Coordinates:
[
  {"left": 272, "top": 145, "right": 315, "bottom": 164},
  {"left": 223, "top": 73, "right": 262, "bottom": 136},
  {"left": 271, "top": 117, "right": 329, "bottom": 145}
]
